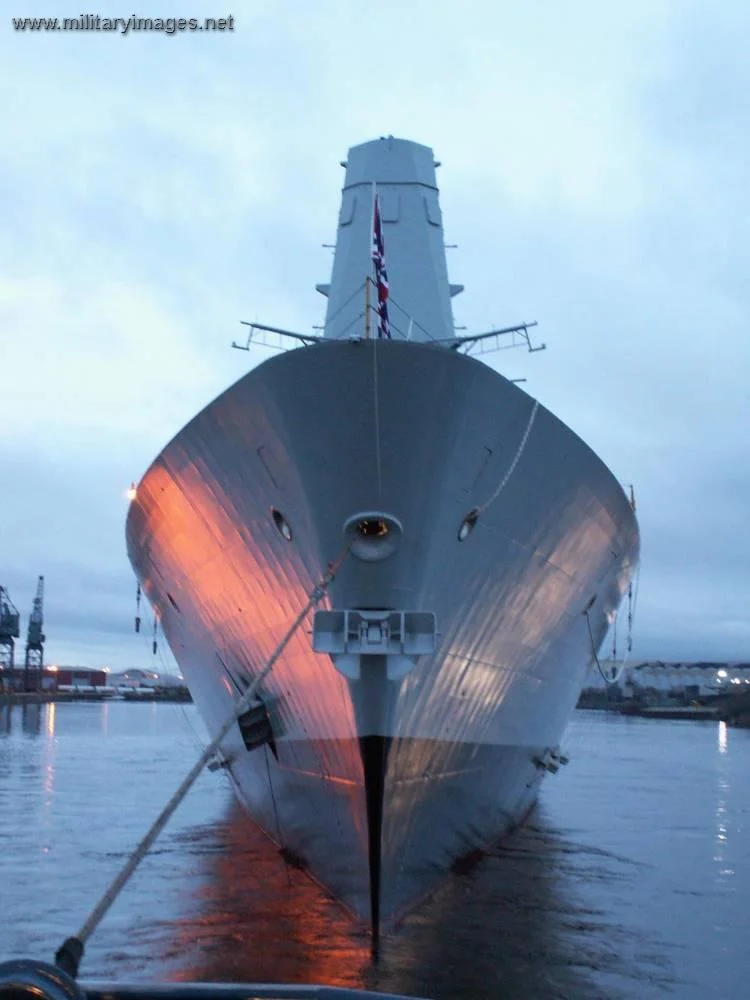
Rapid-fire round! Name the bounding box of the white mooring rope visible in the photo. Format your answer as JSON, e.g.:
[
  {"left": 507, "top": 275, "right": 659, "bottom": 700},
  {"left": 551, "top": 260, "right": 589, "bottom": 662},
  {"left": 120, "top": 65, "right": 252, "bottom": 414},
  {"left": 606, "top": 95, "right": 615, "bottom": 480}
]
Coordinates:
[{"left": 55, "top": 546, "right": 349, "bottom": 977}]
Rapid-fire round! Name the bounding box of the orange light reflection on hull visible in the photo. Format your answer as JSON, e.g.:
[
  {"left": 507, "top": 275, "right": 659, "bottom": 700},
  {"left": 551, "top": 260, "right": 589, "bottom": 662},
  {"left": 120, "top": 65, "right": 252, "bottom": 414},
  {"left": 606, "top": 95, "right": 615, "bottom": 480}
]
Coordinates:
[{"left": 132, "top": 460, "right": 362, "bottom": 789}]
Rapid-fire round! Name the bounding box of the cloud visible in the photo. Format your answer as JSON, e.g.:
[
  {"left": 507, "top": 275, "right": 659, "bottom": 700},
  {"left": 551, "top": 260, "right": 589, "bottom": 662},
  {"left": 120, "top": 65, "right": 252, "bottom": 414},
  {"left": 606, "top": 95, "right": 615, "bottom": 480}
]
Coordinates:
[{"left": 1, "top": 0, "right": 748, "bottom": 665}]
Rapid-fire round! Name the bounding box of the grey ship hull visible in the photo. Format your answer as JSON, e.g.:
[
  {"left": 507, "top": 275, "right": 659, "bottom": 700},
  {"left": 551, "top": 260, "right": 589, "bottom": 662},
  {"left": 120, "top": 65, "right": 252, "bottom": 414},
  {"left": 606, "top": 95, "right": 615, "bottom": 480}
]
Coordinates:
[{"left": 126, "top": 338, "right": 638, "bottom": 926}]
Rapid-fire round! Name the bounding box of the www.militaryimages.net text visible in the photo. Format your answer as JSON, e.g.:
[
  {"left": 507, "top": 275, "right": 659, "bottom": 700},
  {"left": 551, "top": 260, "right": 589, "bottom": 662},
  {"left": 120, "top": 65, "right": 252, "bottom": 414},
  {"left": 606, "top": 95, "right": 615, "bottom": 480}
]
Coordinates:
[{"left": 12, "top": 14, "right": 235, "bottom": 34}]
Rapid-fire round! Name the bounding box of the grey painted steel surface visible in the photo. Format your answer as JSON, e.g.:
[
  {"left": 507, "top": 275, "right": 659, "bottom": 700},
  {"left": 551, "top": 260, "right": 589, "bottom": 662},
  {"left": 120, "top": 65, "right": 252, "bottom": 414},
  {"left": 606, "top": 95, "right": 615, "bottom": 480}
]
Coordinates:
[
  {"left": 125, "top": 137, "right": 639, "bottom": 926},
  {"left": 324, "top": 138, "right": 454, "bottom": 343},
  {"left": 126, "top": 340, "right": 638, "bottom": 922}
]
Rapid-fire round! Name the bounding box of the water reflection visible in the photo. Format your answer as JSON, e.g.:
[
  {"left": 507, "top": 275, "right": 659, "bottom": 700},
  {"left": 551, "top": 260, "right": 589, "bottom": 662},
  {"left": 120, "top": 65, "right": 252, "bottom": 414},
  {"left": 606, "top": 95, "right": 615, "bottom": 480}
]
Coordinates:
[
  {"left": 46, "top": 701, "right": 56, "bottom": 739},
  {"left": 163, "top": 799, "right": 636, "bottom": 999},
  {"left": 714, "top": 722, "right": 733, "bottom": 882},
  {"left": 41, "top": 704, "right": 56, "bottom": 802},
  {"left": 2, "top": 703, "right": 747, "bottom": 998},
  {"left": 0, "top": 703, "right": 54, "bottom": 738},
  {"left": 22, "top": 703, "right": 42, "bottom": 737}
]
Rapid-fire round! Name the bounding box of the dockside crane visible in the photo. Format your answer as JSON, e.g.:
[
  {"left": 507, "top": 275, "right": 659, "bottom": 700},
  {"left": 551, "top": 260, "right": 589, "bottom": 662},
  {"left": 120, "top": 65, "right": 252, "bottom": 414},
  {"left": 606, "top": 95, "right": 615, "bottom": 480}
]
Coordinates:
[
  {"left": 23, "top": 575, "right": 45, "bottom": 692},
  {"left": 0, "top": 586, "right": 21, "bottom": 681}
]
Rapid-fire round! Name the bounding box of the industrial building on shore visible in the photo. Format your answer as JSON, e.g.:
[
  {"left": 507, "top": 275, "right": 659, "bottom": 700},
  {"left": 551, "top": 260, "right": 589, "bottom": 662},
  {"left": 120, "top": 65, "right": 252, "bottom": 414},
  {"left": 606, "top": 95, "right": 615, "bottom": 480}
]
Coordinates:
[
  {"left": 0, "top": 664, "right": 185, "bottom": 695},
  {"left": 584, "top": 661, "right": 750, "bottom": 697}
]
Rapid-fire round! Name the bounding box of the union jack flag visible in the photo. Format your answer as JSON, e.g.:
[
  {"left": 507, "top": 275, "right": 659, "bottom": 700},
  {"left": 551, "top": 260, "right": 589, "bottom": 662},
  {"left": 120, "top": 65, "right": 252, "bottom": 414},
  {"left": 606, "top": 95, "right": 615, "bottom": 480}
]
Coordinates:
[{"left": 371, "top": 193, "right": 391, "bottom": 339}]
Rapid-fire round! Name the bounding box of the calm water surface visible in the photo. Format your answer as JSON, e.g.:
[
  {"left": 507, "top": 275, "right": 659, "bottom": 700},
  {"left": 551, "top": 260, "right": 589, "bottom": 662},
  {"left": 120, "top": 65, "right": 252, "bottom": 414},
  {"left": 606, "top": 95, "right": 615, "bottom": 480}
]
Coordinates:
[{"left": 0, "top": 702, "right": 747, "bottom": 998}]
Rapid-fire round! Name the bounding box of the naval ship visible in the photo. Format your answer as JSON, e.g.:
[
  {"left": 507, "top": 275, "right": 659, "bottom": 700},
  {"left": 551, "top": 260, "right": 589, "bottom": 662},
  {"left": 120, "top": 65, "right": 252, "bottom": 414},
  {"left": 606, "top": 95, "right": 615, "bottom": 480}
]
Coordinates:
[{"left": 126, "top": 137, "right": 639, "bottom": 933}]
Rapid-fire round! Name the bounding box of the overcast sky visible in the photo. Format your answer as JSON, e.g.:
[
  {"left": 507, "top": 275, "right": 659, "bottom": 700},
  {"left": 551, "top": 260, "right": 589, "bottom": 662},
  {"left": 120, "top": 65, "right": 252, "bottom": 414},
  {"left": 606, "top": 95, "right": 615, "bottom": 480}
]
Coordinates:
[{"left": 1, "top": 1, "right": 748, "bottom": 670}]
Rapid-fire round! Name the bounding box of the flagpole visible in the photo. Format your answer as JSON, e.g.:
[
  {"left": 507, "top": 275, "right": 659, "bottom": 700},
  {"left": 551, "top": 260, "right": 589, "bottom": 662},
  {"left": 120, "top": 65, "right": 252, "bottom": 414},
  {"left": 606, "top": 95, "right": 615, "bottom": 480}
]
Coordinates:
[
  {"left": 364, "top": 273, "right": 371, "bottom": 340},
  {"left": 365, "top": 181, "right": 376, "bottom": 340}
]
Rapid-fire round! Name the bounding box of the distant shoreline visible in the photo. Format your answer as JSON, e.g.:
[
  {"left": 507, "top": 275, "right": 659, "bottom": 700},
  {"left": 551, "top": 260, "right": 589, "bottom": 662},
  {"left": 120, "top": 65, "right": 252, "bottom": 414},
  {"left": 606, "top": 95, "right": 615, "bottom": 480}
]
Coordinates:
[{"left": 0, "top": 689, "right": 192, "bottom": 706}]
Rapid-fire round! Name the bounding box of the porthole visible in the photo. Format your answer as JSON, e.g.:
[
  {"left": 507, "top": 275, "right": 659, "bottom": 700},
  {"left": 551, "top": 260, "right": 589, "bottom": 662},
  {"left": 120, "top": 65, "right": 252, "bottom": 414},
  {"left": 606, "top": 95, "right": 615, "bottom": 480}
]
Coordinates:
[
  {"left": 272, "top": 508, "right": 293, "bottom": 541},
  {"left": 458, "top": 509, "right": 479, "bottom": 541}
]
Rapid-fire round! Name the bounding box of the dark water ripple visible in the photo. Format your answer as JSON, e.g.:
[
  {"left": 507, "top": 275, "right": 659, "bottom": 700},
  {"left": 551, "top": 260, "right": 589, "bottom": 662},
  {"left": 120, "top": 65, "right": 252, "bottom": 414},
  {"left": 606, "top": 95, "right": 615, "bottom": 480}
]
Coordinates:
[{"left": 1, "top": 702, "right": 748, "bottom": 998}]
